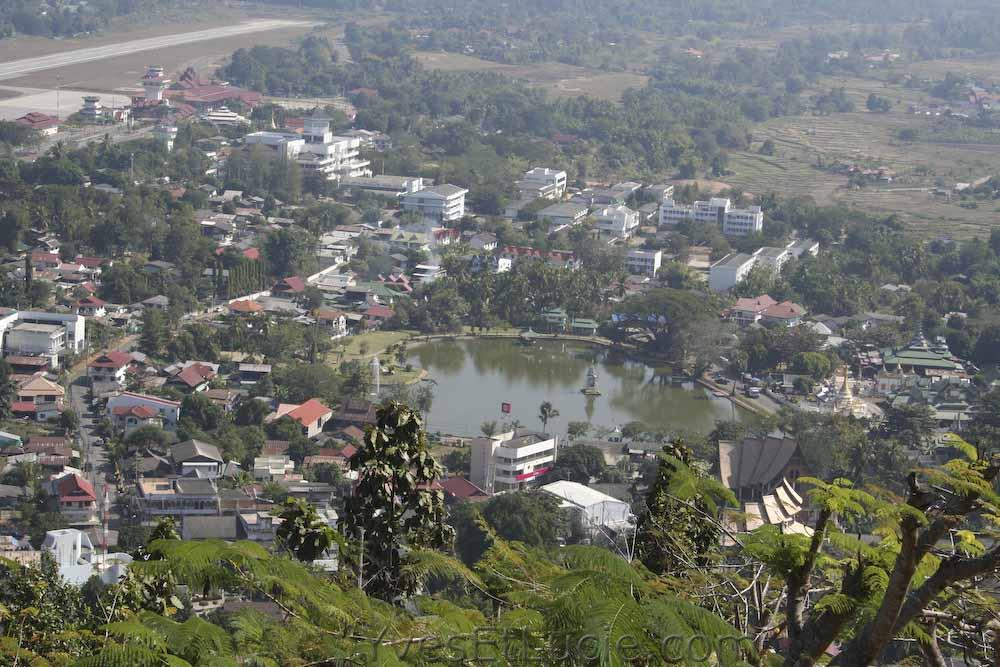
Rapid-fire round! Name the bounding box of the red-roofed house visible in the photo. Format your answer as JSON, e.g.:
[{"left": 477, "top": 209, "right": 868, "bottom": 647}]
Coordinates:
[
  {"left": 31, "top": 250, "right": 61, "bottom": 270},
  {"left": 501, "top": 245, "right": 579, "bottom": 270},
  {"left": 107, "top": 392, "right": 180, "bottom": 432},
  {"left": 363, "top": 305, "right": 394, "bottom": 328},
  {"left": 228, "top": 299, "right": 264, "bottom": 316},
  {"left": 76, "top": 295, "right": 106, "bottom": 317},
  {"left": 73, "top": 255, "right": 108, "bottom": 272},
  {"left": 761, "top": 301, "right": 807, "bottom": 327},
  {"left": 169, "top": 363, "right": 217, "bottom": 393},
  {"left": 272, "top": 276, "right": 306, "bottom": 297},
  {"left": 56, "top": 473, "right": 97, "bottom": 524},
  {"left": 243, "top": 247, "right": 261, "bottom": 261},
  {"left": 88, "top": 350, "right": 134, "bottom": 387},
  {"left": 286, "top": 399, "right": 333, "bottom": 438},
  {"left": 16, "top": 112, "right": 60, "bottom": 136},
  {"left": 441, "top": 477, "right": 490, "bottom": 504},
  {"left": 313, "top": 308, "right": 348, "bottom": 337},
  {"left": 725, "top": 295, "right": 778, "bottom": 328}
]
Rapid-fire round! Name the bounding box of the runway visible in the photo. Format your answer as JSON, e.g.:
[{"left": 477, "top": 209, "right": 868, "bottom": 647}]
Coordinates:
[{"left": 0, "top": 19, "right": 314, "bottom": 81}]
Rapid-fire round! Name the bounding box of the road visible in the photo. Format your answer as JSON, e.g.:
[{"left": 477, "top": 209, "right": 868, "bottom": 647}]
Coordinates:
[{"left": 0, "top": 20, "right": 313, "bottom": 81}]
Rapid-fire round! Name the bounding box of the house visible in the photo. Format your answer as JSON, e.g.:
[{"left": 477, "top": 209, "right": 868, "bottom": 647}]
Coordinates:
[
  {"left": 594, "top": 205, "right": 640, "bottom": 239},
  {"left": 624, "top": 249, "right": 662, "bottom": 277},
  {"left": 718, "top": 436, "right": 809, "bottom": 502},
  {"left": 270, "top": 399, "right": 333, "bottom": 438},
  {"left": 540, "top": 480, "right": 632, "bottom": 535},
  {"left": 238, "top": 363, "right": 272, "bottom": 385},
  {"left": 363, "top": 305, "right": 395, "bottom": 328},
  {"left": 167, "top": 361, "right": 217, "bottom": 393},
  {"left": 142, "top": 260, "right": 176, "bottom": 276},
  {"left": 253, "top": 455, "right": 295, "bottom": 481},
  {"left": 333, "top": 399, "right": 378, "bottom": 430},
  {"left": 760, "top": 301, "right": 806, "bottom": 327},
  {"left": 107, "top": 392, "right": 181, "bottom": 431},
  {"left": 272, "top": 276, "right": 306, "bottom": 297},
  {"left": 399, "top": 184, "right": 468, "bottom": 222},
  {"left": 72, "top": 295, "right": 104, "bottom": 319},
  {"left": 227, "top": 299, "right": 264, "bottom": 316},
  {"left": 137, "top": 477, "right": 220, "bottom": 517},
  {"left": 55, "top": 473, "right": 98, "bottom": 525},
  {"left": 239, "top": 511, "right": 284, "bottom": 542},
  {"left": 13, "top": 375, "right": 64, "bottom": 421},
  {"left": 42, "top": 529, "right": 131, "bottom": 586},
  {"left": 412, "top": 264, "right": 445, "bottom": 285},
  {"left": 726, "top": 295, "right": 778, "bottom": 328},
  {"left": 170, "top": 440, "right": 223, "bottom": 479},
  {"left": 470, "top": 254, "right": 512, "bottom": 274},
  {"left": 516, "top": 168, "right": 567, "bottom": 201},
  {"left": 709, "top": 253, "right": 757, "bottom": 292},
  {"left": 313, "top": 308, "right": 348, "bottom": 337},
  {"left": 203, "top": 388, "right": 239, "bottom": 413},
  {"left": 470, "top": 429, "right": 557, "bottom": 493},
  {"left": 537, "top": 202, "right": 589, "bottom": 229},
  {"left": 88, "top": 350, "right": 134, "bottom": 387},
  {"left": 16, "top": 112, "right": 61, "bottom": 136},
  {"left": 501, "top": 246, "right": 579, "bottom": 270},
  {"left": 139, "top": 295, "right": 170, "bottom": 310},
  {"left": 440, "top": 477, "right": 490, "bottom": 504}
]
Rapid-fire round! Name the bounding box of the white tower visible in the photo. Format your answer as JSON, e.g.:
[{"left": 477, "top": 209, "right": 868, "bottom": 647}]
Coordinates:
[
  {"left": 370, "top": 356, "right": 381, "bottom": 396},
  {"left": 142, "top": 66, "right": 170, "bottom": 103}
]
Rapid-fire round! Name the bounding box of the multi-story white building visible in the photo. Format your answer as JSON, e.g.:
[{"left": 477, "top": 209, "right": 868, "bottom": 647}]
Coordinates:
[
  {"left": 471, "top": 430, "right": 558, "bottom": 493},
  {"left": 709, "top": 253, "right": 757, "bottom": 293},
  {"left": 412, "top": 264, "right": 446, "bottom": 285},
  {"left": 594, "top": 205, "right": 640, "bottom": 239},
  {"left": 723, "top": 206, "right": 764, "bottom": 236},
  {"left": 399, "top": 184, "right": 468, "bottom": 222},
  {"left": 625, "top": 248, "right": 663, "bottom": 277},
  {"left": 660, "top": 197, "right": 764, "bottom": 236},
  {"left": 244, "top": 117, "right": 371, "bottom": 183},
  {"left": 0, "top": 310, "right": 86, "bottom": 366},
  {"left": 516, "top": 167, "right": 567, "bottom": 200},
  {"left": 754, "top": 246, "right": 793, "bottom": 273}
]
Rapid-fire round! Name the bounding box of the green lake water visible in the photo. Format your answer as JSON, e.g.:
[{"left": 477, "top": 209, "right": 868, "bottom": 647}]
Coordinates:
[{"left": 407, "top": 338, "right": 742, "bottom": 437}]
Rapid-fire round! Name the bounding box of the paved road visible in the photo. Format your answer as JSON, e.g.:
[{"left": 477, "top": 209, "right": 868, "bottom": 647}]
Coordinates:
[{"left": 0, "top": 19, "right": 313, "bottom": 81}]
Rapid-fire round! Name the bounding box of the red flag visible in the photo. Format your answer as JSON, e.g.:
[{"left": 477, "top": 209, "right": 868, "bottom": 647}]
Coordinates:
[{"left": 501, "top": 402, "right": 512, "bottom": 414}]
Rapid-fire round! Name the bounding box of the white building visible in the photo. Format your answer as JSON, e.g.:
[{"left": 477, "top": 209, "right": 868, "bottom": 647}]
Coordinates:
[
  {"left": 201, "top": 106, "right": 249, "bottom": 126},
  {"left": 141, "top": 65, "right": 169, "bottom": 102},
  {"left": 540, "top": 480, "right": 633, "bottom": 535},
  {"left": 659, "top": 197, "right": 764, "bottom": 235},
  {"left": 0, "top": 310, "right": 86, "bottom": 364},
  {"left": 412, "top": 264, "right": 446, "bottom": 285},
  {"left": 399, "top": 184, "right": 468, "bottom": 222},
  {"left": 253, "top": 456, "right": 295, "bottom": 481},
  {"left": 723, "top": 206, "right": 764, "bottom": 236},
  {"left": 470, "top": 430, "right": 558, "bottom": 493},
  {"left": 516, "top": 167, "right": 567, "bottom": 200},
  {"left": 594, "top": 205, "right": 640, "bottom": 239},
  {"left": 537, "top": 202, "right": 589, "bottom": 229},
  {"left": 42, "top": 529, "right": 132, "bottom": 586},
  {"left": 245, "top": 118, "right": 371, "bottom": 182},
  {"left": 80, "top": 95, "right": 103, "bottom": 118},
  {"left": 154, "top": 125, "right": 178, "bottom": 152},
  {"left": 239, "top": 510, "right": 284, "bottom": 542},
  {"left": 340, "top": 175, "right": 424, "bottom": 198},
  {"left": 625, "top": 248, "right": 663, "bottom": 277},
  {"left": 709, "top": 253, "right": 757, "bottom": 293},
  {"left": 754, "top": 246, "right": 792, "bottom": 274}
]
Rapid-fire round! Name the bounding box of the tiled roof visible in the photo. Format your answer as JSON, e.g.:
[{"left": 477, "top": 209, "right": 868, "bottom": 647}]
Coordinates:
[{"left": 287, "top": 399, "right": 332, "bottom": 427}]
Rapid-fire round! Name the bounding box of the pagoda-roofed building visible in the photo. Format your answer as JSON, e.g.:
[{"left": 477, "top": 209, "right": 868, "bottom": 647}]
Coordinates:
[{"left": 861, "top": 332, "right": 969, "bottom": 385}]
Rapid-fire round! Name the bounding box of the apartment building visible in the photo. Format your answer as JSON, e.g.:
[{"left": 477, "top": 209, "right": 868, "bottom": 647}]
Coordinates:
[
  {"left": 244, "top": 118, "right": 371, "bottom": 182},
  {"left": 0, "top": 310, "right": 86, "bottom": 366},
  {"left": 516, "top": 167, "right": 567, "bottom": 200},
  {"left": 470, "top": 430, "right": 558, "bottom": 493},
  {"left": 709, "top": 253, "right": 757, "bottom": 293},
  {"left": 659, "top": 197, "right": 764, "bottom": 235},
  {"left": 399, "top": 184, "right": 468, "bottom": 222},
  {"left": 625, "top": 249, "right": 663, "bottom": 277}
]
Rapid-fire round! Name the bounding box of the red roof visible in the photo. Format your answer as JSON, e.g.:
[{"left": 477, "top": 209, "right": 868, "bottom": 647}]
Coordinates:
[
  {"left": 111, "top": 404, "right": 159, "bottom": 419},
  {"left": 174, "top": 363, "right": 216, "bottom": 388},
  {"left": 12, "top": 401, "right": 36, "bottom": 413},
  {"left": 273, "top": 276, "right": 306, "bottom": 293},
  {"left": 77, "top": 295, "right": 106, "bottom": 307},
  {"left": 364, "top": 305, "right": 394, "bottom": 319},
  {"left": 337, "top": 426, "right": 365, "bottom": 443},
  {"left": 729, "top": 295, "right": 778, "bottom": 315},
  {"left": 339, "top": 444, "right": 358, "bottom": 458},
  {"left": 228, "top": 300, "right": 263, "bottom": 314},
  {"left": 57, "top": 474, "right": 96, "bottom": 503},
  {"left": 502, "top": 245, "right": 576, "bottom": 263},
  {"left": 73, "top": 255, "right": 106, "bottom": 269},
  {"left": 762, "top": 301, "right": 806, "bottom": 319},
  {"left": 287, "top": 399, "right": 332, "bottom": 427},
  {"left": 440, "top": 477, "right": 490, "bottom": 501},
  {"left": 243, "top": 248, "right": 261, "bottom": 261},
  {"left": 89, "top": 350, "right": 133, "bottom": 369},
  {"left": 16, "top": 112, "right": 60, "bottom": 131},
  {"left": 31, "top": 250, "right": 60, "bottom": 264}
]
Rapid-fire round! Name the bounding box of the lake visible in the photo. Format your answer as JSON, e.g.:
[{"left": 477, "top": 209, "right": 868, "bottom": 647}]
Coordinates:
[{"left": 407, "top": 338, "right": 742, "bottom": 437}]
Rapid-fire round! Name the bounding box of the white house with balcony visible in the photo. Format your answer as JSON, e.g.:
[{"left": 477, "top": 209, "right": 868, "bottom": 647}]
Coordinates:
[
  {"left": 399, "top": 184, "right": 468, "bottom": 222},
  {"left": 470, "top": 430, "right": 558, "bottom": 493}
]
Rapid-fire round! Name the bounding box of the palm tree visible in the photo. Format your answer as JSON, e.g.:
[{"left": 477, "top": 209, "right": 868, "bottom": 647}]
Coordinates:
[
  {"left": 480, "top": 420, "right": 498, "bottom": 438},
  {"left": 538, "top": 401, "right": 559, "bottom": 433}
]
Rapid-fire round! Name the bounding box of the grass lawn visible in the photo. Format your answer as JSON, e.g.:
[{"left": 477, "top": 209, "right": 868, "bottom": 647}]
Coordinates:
[{"left": 328, "top": 330, "right": 417, "bottom": 365}]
